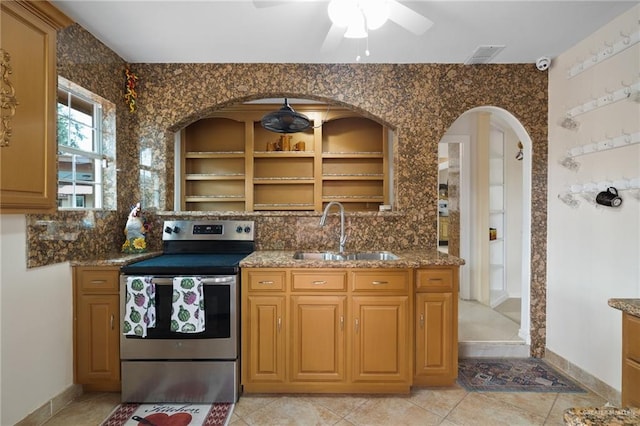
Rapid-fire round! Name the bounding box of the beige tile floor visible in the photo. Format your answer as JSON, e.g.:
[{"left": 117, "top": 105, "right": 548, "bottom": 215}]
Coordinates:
[
  {"left": 458, "top": 299, "right": 523, "bottom": 342},
  {"left": 43, "top": 386, "right": 608, "bottom": 426}
]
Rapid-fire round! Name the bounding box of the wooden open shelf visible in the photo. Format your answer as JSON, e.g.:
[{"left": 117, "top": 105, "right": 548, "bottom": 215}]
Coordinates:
[{"left": 181, "top": 105, "right": 389, "bottom": 212}]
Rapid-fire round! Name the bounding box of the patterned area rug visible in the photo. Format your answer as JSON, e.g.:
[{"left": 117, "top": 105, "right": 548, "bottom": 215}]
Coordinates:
[
  {"left": 457, "top": 358, "right": 586, "bottom": 393},
  {"left": 101, "top": 402, "right": 233, "bottom": 426}
]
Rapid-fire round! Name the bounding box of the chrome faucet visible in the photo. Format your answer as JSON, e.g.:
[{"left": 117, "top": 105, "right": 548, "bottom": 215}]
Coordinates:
[{"left": 319, "top": 201, "right": 347, "bottom": 253}]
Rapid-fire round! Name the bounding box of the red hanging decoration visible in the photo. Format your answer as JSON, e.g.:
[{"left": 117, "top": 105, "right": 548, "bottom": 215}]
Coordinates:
[{"left": 124, "top": 68, "right": 138, "bottom": 113}]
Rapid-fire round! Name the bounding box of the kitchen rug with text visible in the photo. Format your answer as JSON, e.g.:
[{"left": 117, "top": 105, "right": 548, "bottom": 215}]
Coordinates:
[
  {"left": 101, "top": 402, "right": 233, "bottom": 426},
  {"left": 457, "top": 358, "right": 586, "bottom": 393}
]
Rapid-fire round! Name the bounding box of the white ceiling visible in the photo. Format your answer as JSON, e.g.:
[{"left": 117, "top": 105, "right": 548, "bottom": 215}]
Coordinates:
[{"left": 51, "top": 0, "right": 637, "bottom": 64}]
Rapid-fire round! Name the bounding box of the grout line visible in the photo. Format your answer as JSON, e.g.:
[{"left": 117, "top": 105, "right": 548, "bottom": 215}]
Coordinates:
[{"left": 543, "top": 393, "right": 562, "bottom": 425}]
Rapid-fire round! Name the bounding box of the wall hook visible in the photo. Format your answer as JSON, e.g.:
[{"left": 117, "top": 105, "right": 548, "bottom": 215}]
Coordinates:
[
  {"left": 559, "top": 156, "right": 580, "bottom": 171},
  {"left": 558, "top": 192, "right": 579, "bottom": 208},
  {"left": 559, "top": 115, "right": 579, "bottom": 130}
]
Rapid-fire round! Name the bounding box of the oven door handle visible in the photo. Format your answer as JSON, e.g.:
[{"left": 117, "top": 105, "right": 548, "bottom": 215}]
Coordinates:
[{"left": 151, "top": 276, "right": 235, "bottom": 285}]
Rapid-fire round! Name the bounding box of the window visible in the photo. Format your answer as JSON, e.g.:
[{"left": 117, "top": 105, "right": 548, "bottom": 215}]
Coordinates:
[
  {"left": 140, "top": 147, "right": 160, "bottom": 208},
  {"left": 57, "top": 78, "right": 116, "bottom": 209}
]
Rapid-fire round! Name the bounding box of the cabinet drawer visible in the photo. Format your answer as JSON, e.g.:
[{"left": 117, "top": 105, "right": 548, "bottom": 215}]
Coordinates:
[
  {"left": 246, "top": 270, "right": 286, "bottom": 292},
  {"left": 416, "top": 268, "right": 454, "bottom": 292},
  {"left": 77, "top": 268, "right": 119, "bottom": 293},
  {"left": 292, "top": 271, "right": 347, "bottom": 291},
  {"left": 351, "top": 270, "right": 409, "bottom": 292},
  {"left": 624, "top": 313, "right": 640, "bottom": 363}
]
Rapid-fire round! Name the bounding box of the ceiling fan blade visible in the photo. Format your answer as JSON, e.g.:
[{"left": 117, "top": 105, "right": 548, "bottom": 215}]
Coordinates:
[
  {"left": 387, "top": 0, "right": 433, "bottom": 35},
  {"left": 321, "top": 23, "right": 344, "bottom": 52},
  {"left": 252, "top": 0, "right": 289, "bottom": 8}
]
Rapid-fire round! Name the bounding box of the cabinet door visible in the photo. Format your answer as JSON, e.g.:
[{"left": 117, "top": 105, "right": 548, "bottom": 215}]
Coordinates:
[
  {"left": 245, "top": 296, "right": 286, "bottom": 383},
  {"left": 415, "top": 292, "right": 455, "bottom": 383},
  {"left": 290, "top": 295, "right": 346, "bottom": 382},
  {"left": 623, "top": 313, "right": 640, "bottom": 407},
  {"left": 75, "top": 294, "right": 120, "bottom": 386},
  {"left": 351, "top": 296, "right": 409, "bottom": 383},
  {"left": 622, "top": 358, "right": 640, "bottom": 408},
  {"left": 0, "top": 2, "right": 66, "bottom": 213}
]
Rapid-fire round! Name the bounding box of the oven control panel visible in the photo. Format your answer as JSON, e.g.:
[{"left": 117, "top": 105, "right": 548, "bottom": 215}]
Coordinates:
[
  {"left": 162, "top": 220, "right": 254, "bottom": 241},
  {"left": 193, "top": 224, "right": 223, "bottom": 235}
]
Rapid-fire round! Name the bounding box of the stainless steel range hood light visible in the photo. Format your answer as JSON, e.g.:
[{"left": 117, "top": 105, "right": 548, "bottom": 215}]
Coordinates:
[{"left": 260, "top": 98, "right": 311, "bottom": 133}]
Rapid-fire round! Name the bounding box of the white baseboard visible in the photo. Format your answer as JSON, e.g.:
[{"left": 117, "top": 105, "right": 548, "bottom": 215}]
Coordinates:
[
  {"left": 544, "top": 348, "right": 620, "bottom": 405},
  {"left": 15, "top": 384, "right": 82, "bottom": 426}
]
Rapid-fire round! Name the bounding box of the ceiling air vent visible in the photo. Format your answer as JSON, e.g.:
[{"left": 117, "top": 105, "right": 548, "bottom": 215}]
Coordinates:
[{"left": 464, "top": 45, "right": 506, "bottom": 65}]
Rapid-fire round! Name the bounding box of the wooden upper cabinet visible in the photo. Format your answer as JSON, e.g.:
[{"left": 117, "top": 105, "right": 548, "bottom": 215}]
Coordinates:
[{"left": 0, "top": 1, "right": 72, "bottom": 213}]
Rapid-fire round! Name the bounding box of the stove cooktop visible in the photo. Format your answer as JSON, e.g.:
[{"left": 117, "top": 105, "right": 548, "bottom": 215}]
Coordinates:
[{"left": 121, "top": 253, "right": 250, "bottom": 276}]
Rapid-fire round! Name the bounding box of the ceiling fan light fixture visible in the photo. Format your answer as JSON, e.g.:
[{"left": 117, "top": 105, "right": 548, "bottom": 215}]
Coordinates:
[
  {"left": 261, "top": 98, "right": 311, "bottom": 134},
  {"left": 328, "top": 0, "right": 359, "bottom": 28},
  {"left": 344, "top": 13, "right": 367, "bottom": 38},
  {"left": 328, "top": 0, "right": 390, "bottom": 35},
  {"left": 361, "top": 0, "right": 389, "bottom": 30}
]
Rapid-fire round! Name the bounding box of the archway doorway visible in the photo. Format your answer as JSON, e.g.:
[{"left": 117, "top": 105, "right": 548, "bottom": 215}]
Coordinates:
[{"left": 438, "top": 107, "right": 532, "bottom": 356}]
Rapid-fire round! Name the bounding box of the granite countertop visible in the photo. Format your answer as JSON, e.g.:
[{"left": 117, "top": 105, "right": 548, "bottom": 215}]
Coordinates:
[
  {"left": 239, "top": 250, "right": 465, "bottom": 269},
  {"left": 70, "top": 251, "right": 162, "bottom": 267},
  {"left": 563, "top": 407, "right": 640, "bottom": 425},
  {"left": 72, "top": 249, "right": 464, "bottom": 269},
  {"left": 608, "top": 298, "right": 640, "bottom": 317}
]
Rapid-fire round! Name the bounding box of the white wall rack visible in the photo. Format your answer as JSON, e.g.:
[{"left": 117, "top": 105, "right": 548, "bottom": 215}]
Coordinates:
[
  {"left": 565, "top": 80, "right": 640, "bottom": 118},
  {"left": 558, "top": 177, "right": 640, "bottom": 207},
  {"left": 567, "top": 29, "right": 640, "bottom": 79},
  {"left": 567, "top": 131, "right": 640, "bottom": 157},
  {"left": 558, "top": 131, "right": 640, "bottom": 171}
]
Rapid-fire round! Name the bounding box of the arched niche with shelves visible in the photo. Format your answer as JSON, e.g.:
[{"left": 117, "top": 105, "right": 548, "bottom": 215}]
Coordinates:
[{"left": 178, "top": 100, "right": 393, "bottom": 213}]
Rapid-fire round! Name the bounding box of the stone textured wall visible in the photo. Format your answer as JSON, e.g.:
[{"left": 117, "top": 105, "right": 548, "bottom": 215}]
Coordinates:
[
  {"left": 27, "top": 24, "right": 141, "bottom": 267},
  {"left": 27, "top": 24, "right": 548, "bottom": 356}
]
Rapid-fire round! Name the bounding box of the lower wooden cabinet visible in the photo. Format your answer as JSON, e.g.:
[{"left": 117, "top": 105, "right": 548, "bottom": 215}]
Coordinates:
[
  {"left": 245, "top": 295, "right": 286, "bottom": 384},
  {"left": 241, "top": 267, "right": 412, "bottom": 393},
  {"left": 622, "top": 312, "right": 640, "bottom": 407},
  {"left": 291, "top": 295, "right": 346, "bottom": 382},
  {"left": 414, "top": 267, "right": 458, "bottom": 386},
  {"left": 352, "top": 295, "right": 409, "bottom": 383},
  {"left": 73, "top": 266, "right": 121, "bottom": 391}
]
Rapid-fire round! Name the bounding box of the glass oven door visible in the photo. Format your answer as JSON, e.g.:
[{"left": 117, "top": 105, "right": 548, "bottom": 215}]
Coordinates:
[{"left": 120, "top": 275, "right": 238, "bottom": 360}]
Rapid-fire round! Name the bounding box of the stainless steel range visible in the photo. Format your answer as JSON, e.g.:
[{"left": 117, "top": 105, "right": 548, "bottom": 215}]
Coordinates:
[{"left": 119, "top": 219, "right": 254, "bottom": 403}]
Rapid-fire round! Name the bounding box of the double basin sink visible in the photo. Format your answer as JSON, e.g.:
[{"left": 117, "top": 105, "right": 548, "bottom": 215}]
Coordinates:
[{"left": 293, "top": 251, "right": 399, "bottom": 261}]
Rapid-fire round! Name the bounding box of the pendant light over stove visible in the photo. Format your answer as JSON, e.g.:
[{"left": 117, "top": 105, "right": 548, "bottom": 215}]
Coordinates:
[{"left": 261, "top": 98, "right": 311, "bottom": 133}]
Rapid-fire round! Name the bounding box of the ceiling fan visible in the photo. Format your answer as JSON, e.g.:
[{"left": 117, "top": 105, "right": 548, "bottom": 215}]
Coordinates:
[{"left": 253, "top": 0, "right": 434, "bottom": 52}]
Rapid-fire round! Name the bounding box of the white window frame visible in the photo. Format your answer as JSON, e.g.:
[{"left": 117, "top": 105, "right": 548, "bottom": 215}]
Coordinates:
[{"left": 57, "top": 78, "right": 115, "bottom": 210}]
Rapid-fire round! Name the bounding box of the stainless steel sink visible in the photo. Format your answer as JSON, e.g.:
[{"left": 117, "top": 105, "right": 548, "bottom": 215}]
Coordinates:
[
  {"left": 352, "top": 251, "right": 399, "bottom": 260},
  {"left": 293, "top": 251, "right": 399, "bottom": 261}
]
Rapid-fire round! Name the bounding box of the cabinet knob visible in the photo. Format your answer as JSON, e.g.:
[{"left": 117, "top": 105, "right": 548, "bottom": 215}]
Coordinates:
[
  {"left": 420, "top": 313, "right": 424, "bottom": 328},
  {"left": 258, "top": 280, "right": 274, "bottom": 285},
  {"left": 311, "top": 280, "right": 327, "bottom": 285},
  {"left": 371, "top": 280, "right": 389, "bottom": 285},
  {"left": 354, "top": 318, "right": 359, "bottom": 333}
]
